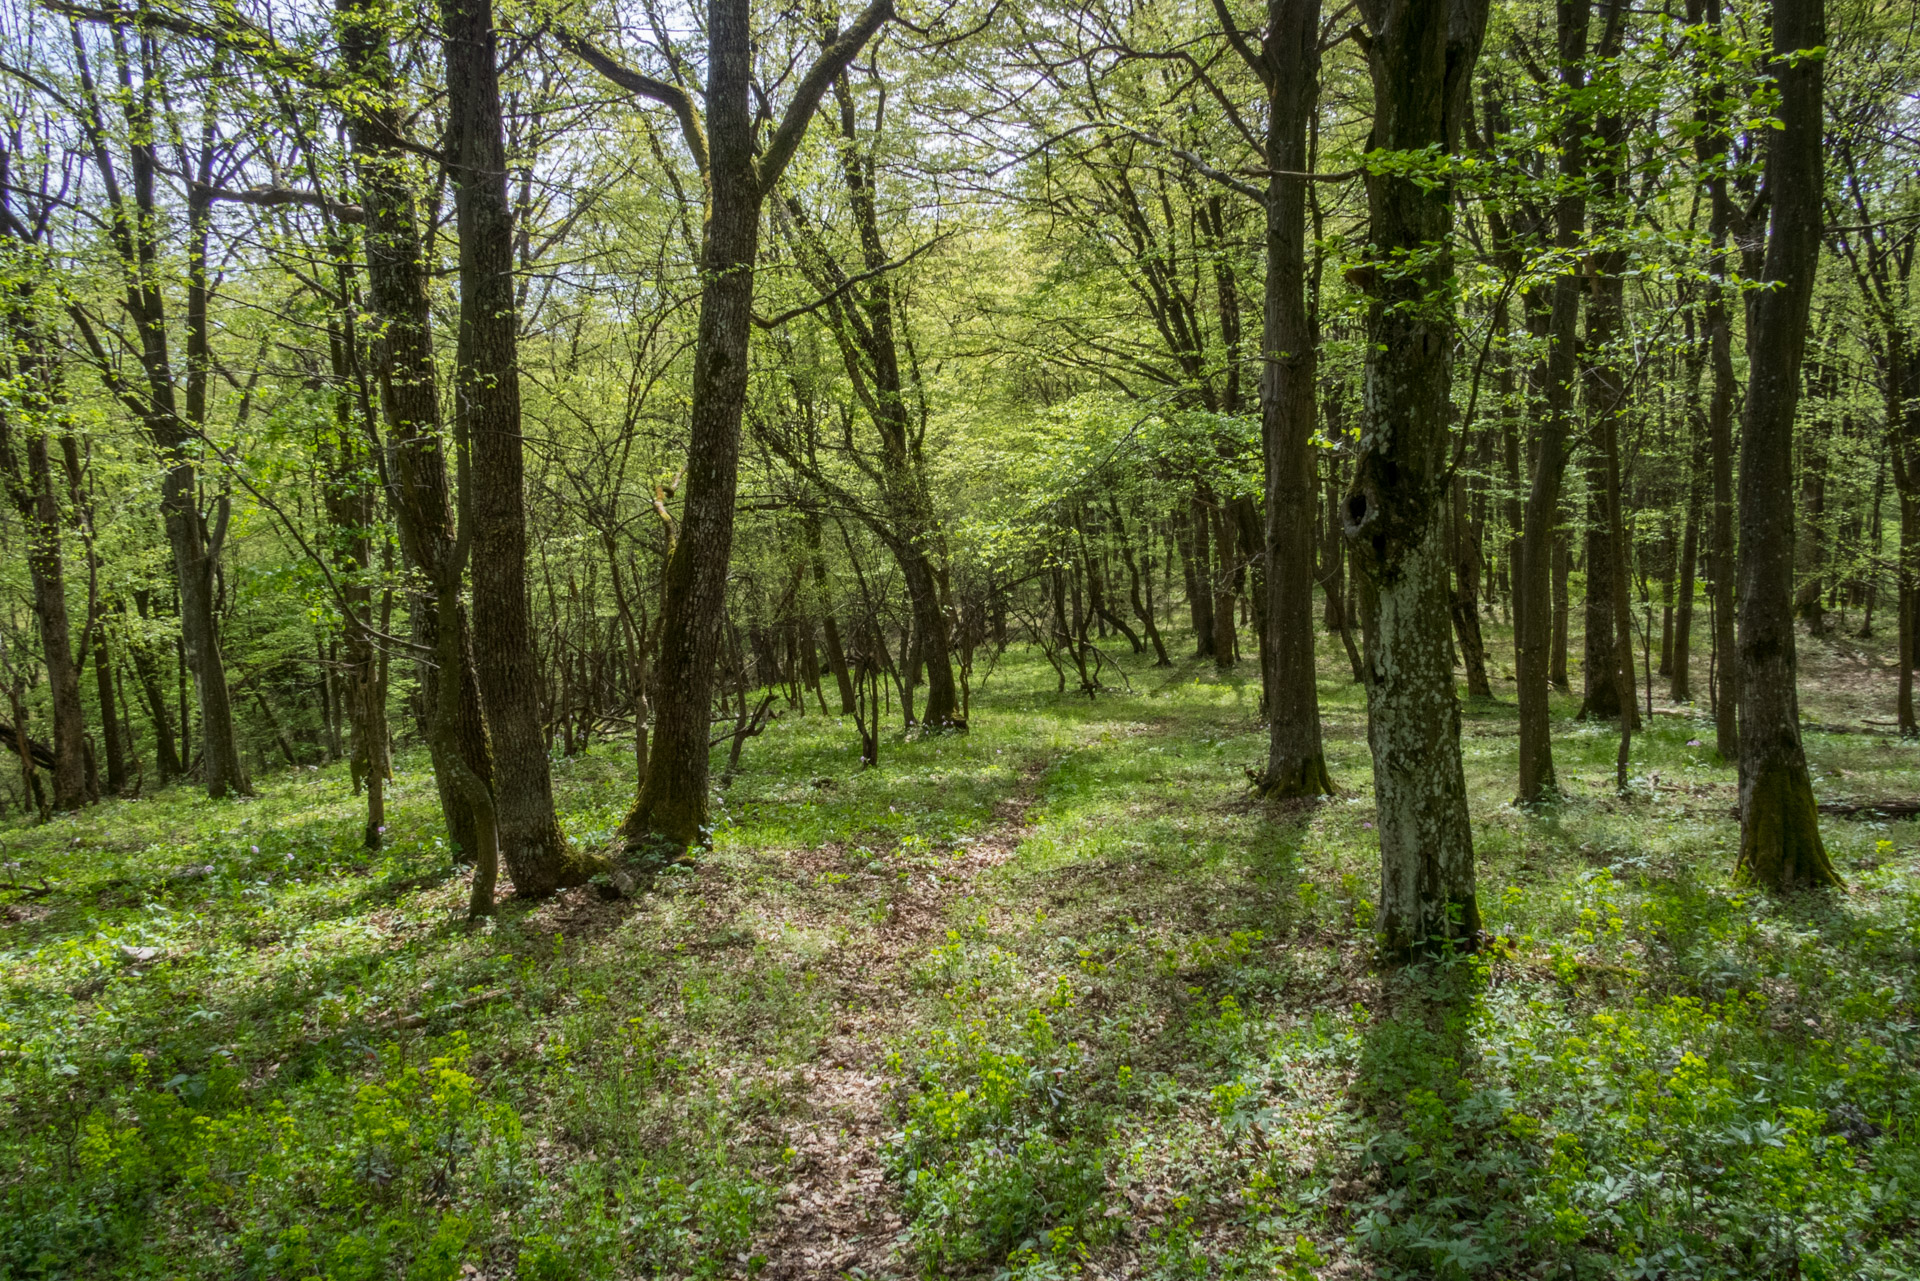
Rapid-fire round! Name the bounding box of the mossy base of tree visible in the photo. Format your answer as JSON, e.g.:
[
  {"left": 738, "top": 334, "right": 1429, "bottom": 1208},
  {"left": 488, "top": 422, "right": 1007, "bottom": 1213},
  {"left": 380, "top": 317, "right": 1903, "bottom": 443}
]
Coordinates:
[
  {"left": 1250, "top": 753, "right": 1335, "bottom": 799},
  {"left": 1738, "top": 763, "right": 1844, "bottom": 890}
]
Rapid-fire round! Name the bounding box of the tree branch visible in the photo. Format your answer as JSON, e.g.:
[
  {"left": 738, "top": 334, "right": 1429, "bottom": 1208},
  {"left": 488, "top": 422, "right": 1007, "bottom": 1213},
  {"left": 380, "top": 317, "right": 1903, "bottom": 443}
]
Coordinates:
[
  {"left": 554, "top": 28, "right": 710, "bottom": 178},
  {"left": 756, "top": 0, "right": 894, "bottom": 197}
]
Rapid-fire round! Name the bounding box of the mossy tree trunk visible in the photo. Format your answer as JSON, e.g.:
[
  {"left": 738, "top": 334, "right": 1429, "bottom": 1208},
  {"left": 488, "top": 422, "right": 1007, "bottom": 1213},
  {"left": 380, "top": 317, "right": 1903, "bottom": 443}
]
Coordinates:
[{"left": 1734, "top": 0, "right": 1840, "bottom": 892}]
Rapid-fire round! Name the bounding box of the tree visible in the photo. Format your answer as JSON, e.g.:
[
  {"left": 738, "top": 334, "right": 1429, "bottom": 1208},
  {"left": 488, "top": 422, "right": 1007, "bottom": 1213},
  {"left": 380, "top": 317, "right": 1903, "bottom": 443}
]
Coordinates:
[
  {"left": 442, "top": 0, "right": 579, "bottom": 895},
  {"left": 565, "top": 0, "right": 893, "bottom": 849},
  {"left": 1212, "top": 0, "right": 1337, "bottom": 799},
  {"left": 1734, "top": 0, "right": 1840, "bottom": 890},
  {"left": 1344, "top": 0, "right": 1490, "bottom": 956}
]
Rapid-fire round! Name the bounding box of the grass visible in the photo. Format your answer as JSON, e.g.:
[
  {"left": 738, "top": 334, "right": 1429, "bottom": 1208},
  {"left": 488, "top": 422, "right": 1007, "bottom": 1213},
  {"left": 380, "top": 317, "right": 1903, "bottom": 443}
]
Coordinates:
[{"left": 2, "top": 620, "right": 1919, "bottom": 1279}]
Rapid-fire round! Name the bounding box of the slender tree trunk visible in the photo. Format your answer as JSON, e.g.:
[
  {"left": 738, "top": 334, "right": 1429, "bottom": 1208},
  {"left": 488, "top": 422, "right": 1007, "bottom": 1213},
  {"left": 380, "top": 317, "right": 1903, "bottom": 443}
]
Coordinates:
[
  {"left": 1345, "top": 0, "right": 1489, "bottom": 957},
  {"left": 1177, "top": 498, "right": 1215, "bottom": 656},
  {"left": 1514, "top": 0, "right": 1592, "bottom": 802},
  {"left": 127, "top": 594, "right": 181, "bottom": 781},
  {"left": 338, "top": 0, "right": 494, "bottom": 863},
  {"left": 1209, "top": 495, "right": 1238, "bottom": 667},
  {"left": 93, "top": 628, "right": 126, "bottom": 797},
  {"left": 0, "top": 409, "right": 86, "bottom": 811},
  {"left": 808, "top": 518, "right": 857, "bottom": 713},
  {"left": 1691, "top": 0, "right": 1742, "bottom": 761},
  {"left": 443, "top": 0, "right": 574, "bottom": 892},
  {"left": 1734, "top": 0, "right": 1839, "bottom": 889},
  {"left": 1451, "top": 476, "right": 1492, "bottom": 698},
  {"left": 611, "top": 0, "right": 891, "bottom": 846},
  {"left": 1672, "top": 423, "right": 1703, "bottom": 701},
  {"left": 1107, "top": 496, "right": 1171, "bottom": 665},
  {"left": 1248, "top": 0, "right": 1334, "bottom": 797}
]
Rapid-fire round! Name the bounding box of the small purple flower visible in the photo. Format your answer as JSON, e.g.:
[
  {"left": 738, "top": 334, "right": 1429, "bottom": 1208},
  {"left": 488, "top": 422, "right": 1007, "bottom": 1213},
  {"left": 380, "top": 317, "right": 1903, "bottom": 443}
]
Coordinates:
[
  {"left": 1362, "top": 821, "right": 1374, "bottom": 830},
  {"left": 250, "top": 845, "right": 260, "bottom": 855},
  {"left": 1687, "top": 739, "right": 1702, "bottom": 747}
]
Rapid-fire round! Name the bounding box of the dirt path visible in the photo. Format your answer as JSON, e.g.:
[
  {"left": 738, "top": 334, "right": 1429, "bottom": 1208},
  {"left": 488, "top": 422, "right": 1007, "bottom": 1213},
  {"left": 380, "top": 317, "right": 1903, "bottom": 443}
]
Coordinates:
[{"left": 752, "top": 773, "right": 1045, "bottom": 1280}]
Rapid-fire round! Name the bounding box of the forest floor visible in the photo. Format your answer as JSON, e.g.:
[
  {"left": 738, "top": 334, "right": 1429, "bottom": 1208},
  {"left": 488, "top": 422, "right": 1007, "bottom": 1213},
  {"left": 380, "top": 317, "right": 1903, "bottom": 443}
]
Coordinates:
[{"left": 3, "top": 620, "right": 1920, "bottom": 1280}]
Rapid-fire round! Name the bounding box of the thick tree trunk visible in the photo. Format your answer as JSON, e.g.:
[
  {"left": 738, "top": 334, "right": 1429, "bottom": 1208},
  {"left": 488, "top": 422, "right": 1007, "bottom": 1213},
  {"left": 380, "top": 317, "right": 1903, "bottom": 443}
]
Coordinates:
[
  {"left": 443, "top": 0, "right": 575, "bottom": 893},
  {"left": 1345, "top": 0, "right": 1489, "bottom": 957},
  {"left": 1734, "top": 0, "right": 1839, "bottom": 890}
]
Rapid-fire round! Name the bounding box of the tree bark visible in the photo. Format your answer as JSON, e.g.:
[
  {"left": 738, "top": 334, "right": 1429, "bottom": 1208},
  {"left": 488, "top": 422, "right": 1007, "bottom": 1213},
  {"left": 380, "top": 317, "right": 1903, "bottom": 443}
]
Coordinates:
[
  {"left": 1345, "top": 0, "right": 1490, "bottom": 957},
  {"left": 1691, "top": 0, "right": 1742, "bottom": 760},
  {"left": 0, "top": 333, "right": 87, "bottom": 811},
  {"left": 337, "top": 0, "right": 496, "bottom": 868},
  {"left": 443, "top": 0, "right": 577, "bottom": 894},
  {"left": 68, "top": 31, "right": 249, "bottom": 798},
  {"left": 1239, "top": 0, "right": 1334, "bottom": 797},
  {"left": 1672, "top": 417, "right": 1704, "bottom": 701},
  {"left": 1734, "top": 0, "right": 1840, "bottom": 890},
  {"left": 588, "top": 0, "right": 892, "bottom": 847}
]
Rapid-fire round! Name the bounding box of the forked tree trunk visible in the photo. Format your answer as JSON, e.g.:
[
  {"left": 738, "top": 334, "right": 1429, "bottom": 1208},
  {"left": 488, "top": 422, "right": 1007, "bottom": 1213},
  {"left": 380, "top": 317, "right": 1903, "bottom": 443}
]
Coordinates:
[
  {"left": 1734, "top": 0, "right": 1839, "bottom": 890},
  {"left": 588, "top": 0, "right": 891, "bottom": 847},
  {"left": 1345, "top": 0, "right": 1489, "bottom": 957}
]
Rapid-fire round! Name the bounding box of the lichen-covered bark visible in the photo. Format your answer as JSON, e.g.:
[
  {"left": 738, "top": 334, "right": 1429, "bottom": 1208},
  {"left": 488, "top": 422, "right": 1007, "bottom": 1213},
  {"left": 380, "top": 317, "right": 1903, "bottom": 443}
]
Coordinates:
[{"left": 1346, "top": 0, "right": 1490, "bottom": 957}]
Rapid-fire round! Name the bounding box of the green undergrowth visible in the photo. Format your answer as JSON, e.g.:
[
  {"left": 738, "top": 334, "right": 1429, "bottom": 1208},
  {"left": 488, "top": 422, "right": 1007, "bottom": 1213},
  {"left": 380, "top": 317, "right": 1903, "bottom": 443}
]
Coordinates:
[{"left": 4, "top": 629, "right": 1920, "bottom": 1278}]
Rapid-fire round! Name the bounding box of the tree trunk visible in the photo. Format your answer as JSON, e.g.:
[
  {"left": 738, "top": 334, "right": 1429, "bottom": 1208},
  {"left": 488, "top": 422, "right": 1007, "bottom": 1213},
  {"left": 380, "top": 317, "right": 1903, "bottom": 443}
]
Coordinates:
[
  {"left": 1451, "top": 476, "right": 1492, "bottom": 698},
  {"left": 1691, "top": 0, "right": 1742, "bottom": 761},
  {"left": 443, "top": 0, "right": 575, "bottom": 893},
  {"left": 1514, "top": 0, "right": 1592, "bottom": 802},
  {"left": 809, "top": 518, "right": 858, "bottom": 713},
  {"left": 1177, "top": 497, "right": 1215, "bottom": 656},
  {"left": 1208, "top": 495, "right": 1238, "bottom": 667},
  {"left": 338, "top": 0, "right": 494, "bottom": 863},
  {"left": 0, "top": 407, "right": 87, "bottom": 811},
  {"left": 610, "top": 0, "right": 892, "bottom": 847},
  {"left": 93, "top": 627, "right": 127, "bottom": 798},
  {"left": 1734, "top": 0, "right": 1839, "bottom": 890},
  {"left": 1345, "top": 0, "right": 1489, "bottom": 957},
  {"left": 127, "top": 593, "right": 181, "bottom": 781},
  {"left": 1672, "top": 423, "right": 1703, "bottom": 701},
  {"left": 1107, "top": 496, "right": 1171, "bottom": 665},
  {"left": 1248, "top": 0, "right": 1334, "bottom": 797}
]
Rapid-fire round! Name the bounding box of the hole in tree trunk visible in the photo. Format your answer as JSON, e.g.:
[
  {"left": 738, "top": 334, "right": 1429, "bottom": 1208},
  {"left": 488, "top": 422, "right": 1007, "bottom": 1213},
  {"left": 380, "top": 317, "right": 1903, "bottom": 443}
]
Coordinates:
[{"left": 1347, "top": 493, "right": 1368, "bottom": 524}]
